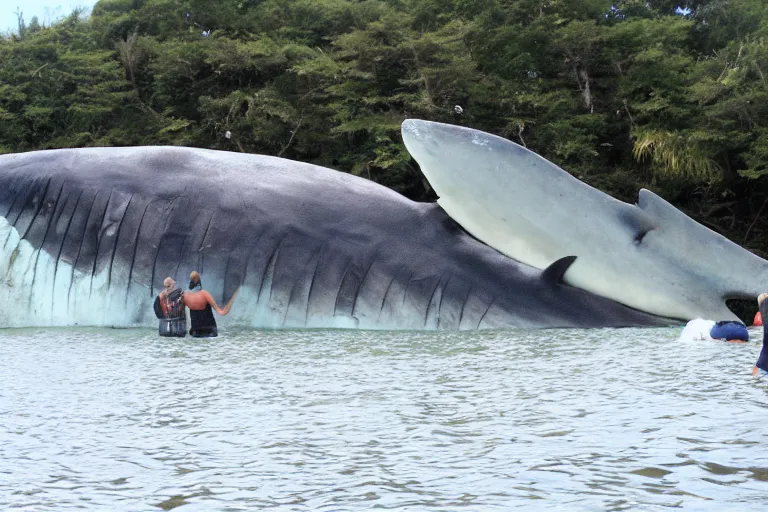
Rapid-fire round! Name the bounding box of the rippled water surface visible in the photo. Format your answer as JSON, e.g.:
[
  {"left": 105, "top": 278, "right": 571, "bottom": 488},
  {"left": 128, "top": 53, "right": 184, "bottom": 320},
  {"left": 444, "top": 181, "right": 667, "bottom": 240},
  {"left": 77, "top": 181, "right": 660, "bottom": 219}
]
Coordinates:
[{"left": 2, "top": 327, "right": 768, "bottom": 510}]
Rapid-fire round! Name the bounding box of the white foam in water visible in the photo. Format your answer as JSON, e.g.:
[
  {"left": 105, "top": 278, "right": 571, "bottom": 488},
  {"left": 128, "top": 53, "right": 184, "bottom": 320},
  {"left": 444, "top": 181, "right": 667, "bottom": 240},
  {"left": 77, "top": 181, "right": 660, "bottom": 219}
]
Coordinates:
[{"left": 678, "top": 318, "right": 716, "bottom": 342}]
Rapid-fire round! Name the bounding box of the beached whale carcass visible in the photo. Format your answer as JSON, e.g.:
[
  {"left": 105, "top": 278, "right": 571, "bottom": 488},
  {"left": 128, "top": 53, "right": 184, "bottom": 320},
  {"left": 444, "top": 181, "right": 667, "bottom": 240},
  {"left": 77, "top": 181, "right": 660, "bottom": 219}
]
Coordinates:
[{"left": 0, "top": 141, "right": 676, "bottom": 329}]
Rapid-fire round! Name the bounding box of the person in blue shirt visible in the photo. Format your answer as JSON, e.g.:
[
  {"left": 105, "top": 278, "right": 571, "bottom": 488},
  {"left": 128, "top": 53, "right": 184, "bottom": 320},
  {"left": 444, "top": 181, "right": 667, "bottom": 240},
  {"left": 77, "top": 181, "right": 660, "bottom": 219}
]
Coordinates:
[
  {"left": 752, "top": 293, "right": 768, "bottom": 378},
  {"left": 710, "top": 320, "right": 749, "bottom": 342}
]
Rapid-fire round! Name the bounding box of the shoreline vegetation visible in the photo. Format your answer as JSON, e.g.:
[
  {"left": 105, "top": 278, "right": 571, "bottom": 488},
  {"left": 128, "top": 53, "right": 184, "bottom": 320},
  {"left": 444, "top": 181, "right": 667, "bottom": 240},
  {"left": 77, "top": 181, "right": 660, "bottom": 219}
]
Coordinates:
[{"left": 2, "top": 0, "right": 767, "bottom": 320}]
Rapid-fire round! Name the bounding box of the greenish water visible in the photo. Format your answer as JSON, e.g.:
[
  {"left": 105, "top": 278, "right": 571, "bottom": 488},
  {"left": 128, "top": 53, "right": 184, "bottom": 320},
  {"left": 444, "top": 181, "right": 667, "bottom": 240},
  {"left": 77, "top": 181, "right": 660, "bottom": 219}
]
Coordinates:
[{"left": 1, "top": 327, "right": 767, "bottom": 510}]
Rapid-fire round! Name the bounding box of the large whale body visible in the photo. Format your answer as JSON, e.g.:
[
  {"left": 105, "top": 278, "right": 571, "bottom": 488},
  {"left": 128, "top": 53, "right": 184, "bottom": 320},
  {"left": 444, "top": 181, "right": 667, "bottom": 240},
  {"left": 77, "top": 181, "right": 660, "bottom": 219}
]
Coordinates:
[
  {"left": 0, "top": 144, "right": 674, "bottom": 329},
  {"left": 402, "top": 119, "right": 768, "bottom": 321}
]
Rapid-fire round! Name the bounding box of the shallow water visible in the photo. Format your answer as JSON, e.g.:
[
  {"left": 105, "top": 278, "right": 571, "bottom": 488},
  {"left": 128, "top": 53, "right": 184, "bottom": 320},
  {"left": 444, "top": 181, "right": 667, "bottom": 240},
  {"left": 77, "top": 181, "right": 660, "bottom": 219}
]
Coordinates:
[{"left": 1, "top": 327, "right": 767, "bottom": 511}]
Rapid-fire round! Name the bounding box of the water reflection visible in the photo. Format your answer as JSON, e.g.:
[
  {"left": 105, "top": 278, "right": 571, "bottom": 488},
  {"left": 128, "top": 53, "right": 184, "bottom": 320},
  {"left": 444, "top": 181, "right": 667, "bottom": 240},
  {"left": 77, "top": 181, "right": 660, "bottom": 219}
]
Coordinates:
[{"left": 1, "top": 327, "right": 768, "bottom": 510}]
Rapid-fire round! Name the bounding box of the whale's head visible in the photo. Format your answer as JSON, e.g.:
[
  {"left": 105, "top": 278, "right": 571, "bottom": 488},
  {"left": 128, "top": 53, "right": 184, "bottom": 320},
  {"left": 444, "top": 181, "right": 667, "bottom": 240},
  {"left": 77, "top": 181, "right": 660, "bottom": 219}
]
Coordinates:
[{"left": 402, "top": 119, "right": 768, "bottom": 321}]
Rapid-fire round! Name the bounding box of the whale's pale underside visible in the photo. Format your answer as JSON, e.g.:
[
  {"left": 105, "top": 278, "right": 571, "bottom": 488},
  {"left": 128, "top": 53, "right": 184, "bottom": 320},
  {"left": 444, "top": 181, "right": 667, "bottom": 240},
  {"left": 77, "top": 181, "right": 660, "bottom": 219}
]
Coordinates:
[{"left": 402, "top": 119, "right": 768, "bottom": 322}]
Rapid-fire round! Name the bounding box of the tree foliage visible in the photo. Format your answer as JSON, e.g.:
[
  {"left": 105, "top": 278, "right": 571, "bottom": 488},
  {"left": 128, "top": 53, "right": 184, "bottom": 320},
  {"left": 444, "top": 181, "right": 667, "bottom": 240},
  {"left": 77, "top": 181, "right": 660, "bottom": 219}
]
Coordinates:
[{"left": 2, "top": 0, "right": 768, "bottom": 255}]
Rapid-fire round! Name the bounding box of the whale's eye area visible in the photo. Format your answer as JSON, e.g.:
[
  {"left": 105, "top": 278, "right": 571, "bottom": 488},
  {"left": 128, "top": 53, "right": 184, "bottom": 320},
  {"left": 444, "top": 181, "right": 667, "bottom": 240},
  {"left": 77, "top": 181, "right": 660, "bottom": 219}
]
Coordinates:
[{"left": 633, "top": 230, "right": 649, "bottom": 246}]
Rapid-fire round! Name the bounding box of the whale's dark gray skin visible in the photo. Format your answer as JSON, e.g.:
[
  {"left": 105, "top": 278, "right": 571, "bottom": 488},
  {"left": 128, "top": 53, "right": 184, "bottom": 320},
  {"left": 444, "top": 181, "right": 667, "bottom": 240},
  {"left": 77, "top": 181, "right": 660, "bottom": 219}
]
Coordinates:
[{"left": 0, "top": 146, "right": 676, "bottom": 329}]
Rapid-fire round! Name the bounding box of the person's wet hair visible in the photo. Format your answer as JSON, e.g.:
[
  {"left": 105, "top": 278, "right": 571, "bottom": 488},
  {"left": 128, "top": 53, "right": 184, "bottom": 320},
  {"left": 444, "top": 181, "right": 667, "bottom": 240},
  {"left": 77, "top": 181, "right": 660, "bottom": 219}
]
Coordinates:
[{"left": 189, "top": 271, "right": 202, "bottom": 291}]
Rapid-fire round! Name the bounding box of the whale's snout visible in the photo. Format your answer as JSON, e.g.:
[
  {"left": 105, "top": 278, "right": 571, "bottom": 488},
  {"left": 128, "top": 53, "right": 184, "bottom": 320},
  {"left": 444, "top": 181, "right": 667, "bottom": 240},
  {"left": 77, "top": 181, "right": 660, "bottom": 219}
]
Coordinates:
[
  {"left": 401, "top": 119, "right": 436, "bottom": 145},
  {"left": 400, "top": 119, "right": 422, "bottom": 140}
]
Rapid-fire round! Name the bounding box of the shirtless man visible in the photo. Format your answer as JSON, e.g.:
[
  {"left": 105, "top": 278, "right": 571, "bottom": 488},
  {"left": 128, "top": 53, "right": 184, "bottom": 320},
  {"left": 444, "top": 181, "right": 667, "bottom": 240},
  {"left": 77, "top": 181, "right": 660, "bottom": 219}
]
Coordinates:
[{"left": 184, "top": 271, "right": 238, "bottom": 337}]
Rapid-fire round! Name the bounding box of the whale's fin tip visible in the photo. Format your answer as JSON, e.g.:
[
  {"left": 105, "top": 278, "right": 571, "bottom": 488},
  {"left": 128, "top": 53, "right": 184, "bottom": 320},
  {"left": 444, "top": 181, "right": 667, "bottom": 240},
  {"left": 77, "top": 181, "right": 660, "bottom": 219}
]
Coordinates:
[
  {"left": 636, "top": 188, "right": 668, "bottom": 211},
  {"left": 542, "top": 256, "right": 577, "bottom": 286}
]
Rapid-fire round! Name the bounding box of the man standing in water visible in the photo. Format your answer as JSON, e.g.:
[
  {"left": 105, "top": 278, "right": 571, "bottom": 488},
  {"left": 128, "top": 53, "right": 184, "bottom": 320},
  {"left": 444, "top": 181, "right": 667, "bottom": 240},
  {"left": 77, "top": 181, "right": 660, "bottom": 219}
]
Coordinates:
[
  {"left": 154, "top": 277, "right": 187, "bottom": 337},
  {"left": 753, "top": 293, "right": 768, "bottom": 377},
  {"left": 184, "top": 271, "right": 239, "bottom": 337}
]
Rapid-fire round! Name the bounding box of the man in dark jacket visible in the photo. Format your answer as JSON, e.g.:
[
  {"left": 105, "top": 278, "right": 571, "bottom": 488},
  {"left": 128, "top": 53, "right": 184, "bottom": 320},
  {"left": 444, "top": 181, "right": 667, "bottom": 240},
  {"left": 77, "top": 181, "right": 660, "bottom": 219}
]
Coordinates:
[{"left": 153, "top": 277, "right": 187, "bottom": 337}]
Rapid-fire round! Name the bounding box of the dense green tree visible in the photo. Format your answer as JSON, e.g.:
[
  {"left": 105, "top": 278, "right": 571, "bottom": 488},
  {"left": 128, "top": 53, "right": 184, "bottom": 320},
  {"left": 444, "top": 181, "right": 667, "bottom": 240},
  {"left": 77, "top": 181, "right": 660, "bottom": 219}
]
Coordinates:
[{"left": 1, "top": 0, "right": 768, "bottom": 262}]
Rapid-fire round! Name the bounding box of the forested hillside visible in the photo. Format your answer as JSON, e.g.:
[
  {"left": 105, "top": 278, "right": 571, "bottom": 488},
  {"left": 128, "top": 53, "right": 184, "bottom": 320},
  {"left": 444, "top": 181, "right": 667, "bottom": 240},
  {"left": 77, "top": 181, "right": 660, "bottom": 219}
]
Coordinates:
[{"left": 2, "top": 0, "right": 768, "bottom": 261}]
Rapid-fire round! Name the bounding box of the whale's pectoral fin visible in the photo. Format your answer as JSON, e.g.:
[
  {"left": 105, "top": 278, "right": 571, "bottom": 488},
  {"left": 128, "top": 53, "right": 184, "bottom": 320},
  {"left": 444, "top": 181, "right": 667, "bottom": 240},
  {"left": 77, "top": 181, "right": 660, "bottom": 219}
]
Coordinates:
[{"left": 542, "top": 256, "right": 577, "bottom": 287}]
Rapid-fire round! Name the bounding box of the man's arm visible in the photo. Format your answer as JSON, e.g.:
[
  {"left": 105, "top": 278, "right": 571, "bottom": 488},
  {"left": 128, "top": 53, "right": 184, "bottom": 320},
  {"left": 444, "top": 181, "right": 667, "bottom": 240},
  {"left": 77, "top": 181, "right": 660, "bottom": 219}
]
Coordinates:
[
  {"left": 203, "top": 290, "right": 227, "bottom": 315},
  {"left": 203, "top": 288, "right": 240, "bottom": 316},
  {"left": 222, "top": 287, "right": 239, "bottom": 315}
]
